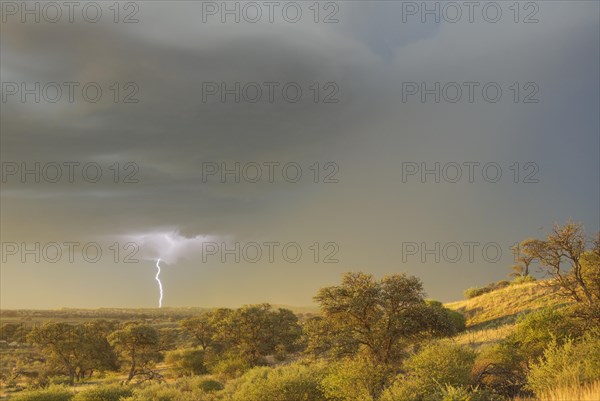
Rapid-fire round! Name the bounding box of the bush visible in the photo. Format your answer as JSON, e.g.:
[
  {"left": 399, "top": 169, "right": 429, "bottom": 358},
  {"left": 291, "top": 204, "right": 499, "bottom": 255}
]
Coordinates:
[
  {"left": 464, "top": 287, "right": 487, "bottom": 299},
  {"left": 447, "top": 309, "right": 467, "bottom": 333},
  {"left": 210, "top": 354, "right": 251, "bottom": 378},
  {"left": 198, "top": 379, "right": 224, "bottom": 392},
  {"left": 464, "top": 281, "right": 510, "bottom": 299},
  {"left": 321, "top": 356, "right": 394, "bottom": 401},
  {"left": 381, "top": 341, "right": 476, "bottom": 401},
  {"left": 230, "top": 361, "right": 327, "bottom": 401},
  {"left": 527, "top": 331, "right": 600, "bottom": 396},
  {"left": 405, "top": 341, "right": 476, "bottom": 387},
  {"left": 72, "top": 385, "right": 133, "bottom": 401},
  {"left": 425, "top": 385, "right": 505, "bottom": 401},
  {"left": 511, "top": 308, "right": 582, "bottom": 361},
  {"left": 463, "top": 286, "right": 495, "bottom": 299},
  {"left": 121, "top": 384, "right": 203, "bottom": 401},
  {"left": 383, "top": 383, "right": 504, "bottom": 401},
  {"left": 12, "top": 385, "right": 73, "bottom": 401},
  {"left": 425, "top": 300, "right": 467, "bottom": 335},
  {"left": 472, "top": 339, "right": 526, "bottom": 397},
  {"left": 119, "top": 377, "right": 222, "bottom": 401},
  {"left": 121, "top": 385, "right": 181, "bottom": 401},
  {"left": 472, "top": 309, "right": 583, "bottom": 398},
  {"left": 512, "top": 275, "right": 535, "bottom": 285},
  {"left": 495, "top": 280, "right": 510, "bottom": 289},
  {"left": 165, "top": 348, "right": 207, "bottom": 376},
  {"left": 380, "top": 379, "right": 421, "bottom": 401}
]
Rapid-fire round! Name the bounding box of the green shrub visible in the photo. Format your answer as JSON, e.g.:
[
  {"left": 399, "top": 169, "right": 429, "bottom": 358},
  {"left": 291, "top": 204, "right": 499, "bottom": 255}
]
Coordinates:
[
  {"left": 230, "top": 361, "right": 327, "bottom": 401},
  {"left": 380, "top": 379, "right": 421, "bottom": 401},
  {"left": 383, "top": 383, "right": 504, "bottom": 401},
  {"left": 431, "top": 385, "right": 472, "bottom": 401},
  {"left": 165, "top": 348, "right": 207, "bottom": 376},
  {"left": 120, "top": 378, "right": 221, "bottom": 401},
  {"left": 404, "top": 341, "right": 476, "bottom": 387},
  {"left": 464, "top": 287, "right": 487, "bottom": 299},
  {"left": 210, "top": 354, "right": 251, "bottom": 378},
  {"left": 11, "top": 385, "right": 73, "bottom": 401},
  {"left": 121, "top": 385, "right": 181, "bottom": 401},
  {"left": 495, "top": 280, "right": 510, "bottom": 289},
  {"left": 425, "top": 385, "right": 505, "bottom": 401},
  {"left": 511, "top": 308, "right": 582, "bottom": 361},
  {"left": 512, "top": 275, "right": 535, "bottom": 285},
  {"left": 472, "top": 310, "right": 584, "bottom": 398},
  {"left": 472, "top": 339, "right": 526, "bottom": 397},
  {"left": 321, "top": 356, "right": 394, "bottom": 401},
  {"left": 198, "top": 379, "right": 224, "bottom": 392},
  {"left": 464, "top": 281, "right": 511, "bottom": 299},
  {"left": 425, "top": 300, "right": 467, "bottom": 335},
  {"left": 72, "top": 385, "right": 132, "bottom": 401},
  {"left": 447, "top": 309, "right": 467, "bottom": 333},
  {"left": 381, "top": 341, "right": 476, "bottom": 401},
  {"left": 463, "top": 286, "right": 495, "bottom": 299},
  {"left": 527, "top": 331, "right": 600, "bottom": 395}
]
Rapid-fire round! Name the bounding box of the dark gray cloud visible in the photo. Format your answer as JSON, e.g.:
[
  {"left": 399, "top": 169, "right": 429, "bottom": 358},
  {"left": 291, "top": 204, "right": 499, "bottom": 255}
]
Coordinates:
[{"left": 1, "top": 1, "right": 598, "bottom": 308}]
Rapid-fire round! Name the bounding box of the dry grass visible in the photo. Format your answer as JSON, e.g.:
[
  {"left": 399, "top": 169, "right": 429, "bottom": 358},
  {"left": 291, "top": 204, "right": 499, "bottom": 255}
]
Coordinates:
[
  {"left": 514, "top": 380, "right": 600, "bottom": 401},
  {"left": 446, "top": 281, "right": 568, "bottom": 329},
  {"left": 445, "top": 281, "right": 571, "bottom": 347},
  {"left": 452, "top": 324, "right": 516, "bottom": 349}
]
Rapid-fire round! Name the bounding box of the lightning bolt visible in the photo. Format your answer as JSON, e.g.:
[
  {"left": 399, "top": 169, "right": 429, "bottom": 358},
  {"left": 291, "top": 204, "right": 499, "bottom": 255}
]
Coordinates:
[{"left": 155, "top": 258, "right": 164, "bottom": 308}]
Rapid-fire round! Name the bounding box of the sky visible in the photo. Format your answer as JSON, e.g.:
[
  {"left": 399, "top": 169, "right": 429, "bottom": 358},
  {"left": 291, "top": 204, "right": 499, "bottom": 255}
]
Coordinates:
[{"left": 1, "top": 1, "right": 599, "bottom": 309}]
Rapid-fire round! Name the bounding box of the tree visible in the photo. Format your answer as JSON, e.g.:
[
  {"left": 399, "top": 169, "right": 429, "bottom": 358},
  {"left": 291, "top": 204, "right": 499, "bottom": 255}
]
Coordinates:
[
  {"left": 303, "top": 315, "right": 359, "bottom": 359},
  {"left": 580, "top": 234, "right": 600, "bottom": 320},
  {"left": 520, "top": 222, "right": 600, "bottom": 321},
  {"left": 204, "top": 308, "right": 235, "bottom": 354},
  {"left": 213, "top": 304, "right": 302, "bottom": 366},
  {"left": 180, "top": 314, "right": 214, "bottom": 350},
  {"left": 510, "top": 239, "right": 536, "bottom": 277},
  {"left": 108, "top": 323, "right": 161, "bottom": 382},
  {"left": 27, "top": 322, "right": 118, "bottom": 385},
  {"left": 75, "top": 321, "right": 119, "bottom": 380},
  {"left": 269, "top": 308, "right": 303, "bottom": 357},
  {"left": 27, "top": 323, "right": 79, "bottom": 385},
  {"left": 157, "top": 327, "right": 178, "bottom": 352},
  {"left": 312, "top": 272, "right": 457, "bottom": 366}
]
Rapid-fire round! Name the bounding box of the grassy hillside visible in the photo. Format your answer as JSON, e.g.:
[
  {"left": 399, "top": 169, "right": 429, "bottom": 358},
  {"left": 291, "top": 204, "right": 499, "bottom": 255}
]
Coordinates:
[{"left": 445, "top": 280, "right": 571, "bottom": 348}]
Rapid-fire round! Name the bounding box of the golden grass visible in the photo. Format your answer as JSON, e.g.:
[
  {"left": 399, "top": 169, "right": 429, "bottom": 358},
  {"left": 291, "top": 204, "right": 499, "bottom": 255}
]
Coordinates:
[
  {"left": 446, "top": 281, "right": 568, "bottom": 328},
  {"left": 445, "top": 281, "right": 571, "bottom": 347},
  {"left": 515, "top": 380, "right": 600, "bottom": 401},
  {"left": 452, "top": 324, "right": 516, "bottom": 349}
]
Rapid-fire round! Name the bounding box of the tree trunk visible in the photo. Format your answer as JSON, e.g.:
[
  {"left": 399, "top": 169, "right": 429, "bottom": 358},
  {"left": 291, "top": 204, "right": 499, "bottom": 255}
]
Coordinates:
[
  {"left": 127, "top": 346, "right": 137, "bottom": 382},
  {"left": 127, "top": 363, "right": 136, "bottom": 382}
]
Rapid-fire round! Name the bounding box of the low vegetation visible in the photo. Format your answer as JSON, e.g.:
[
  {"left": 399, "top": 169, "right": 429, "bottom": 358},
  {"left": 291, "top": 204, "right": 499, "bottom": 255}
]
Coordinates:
[{"left": 1, "top": 222, "right": 598, "bottom": 400}]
